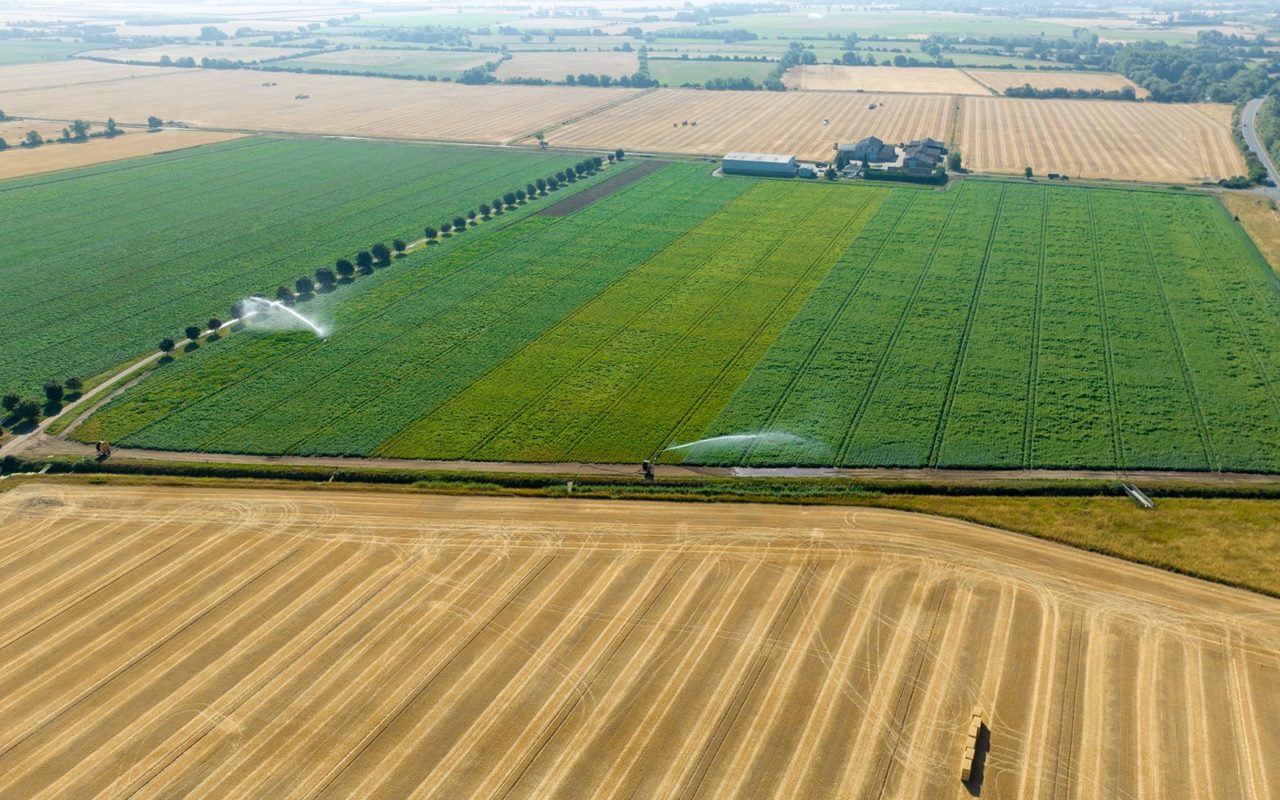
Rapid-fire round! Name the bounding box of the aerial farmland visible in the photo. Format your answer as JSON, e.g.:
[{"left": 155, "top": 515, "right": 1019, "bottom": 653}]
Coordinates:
[{"left": 3, "top": 0, "right": 1280, "bottom": 797}]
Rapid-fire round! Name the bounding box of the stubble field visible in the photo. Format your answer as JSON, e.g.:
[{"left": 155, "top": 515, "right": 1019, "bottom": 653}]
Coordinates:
[
  {"left": 957, "top": 96, "right": 1241, "bottom": 182},
  {"left": 493, "top": 51, "right": 640, "bottom": 81},
  {"left": 0, "top": 129, "right": 243, "bottom": 180},
  {"left": 966, "top": 68, "right": 1148, "bottom": 97},
  {"left": 545, "top": 88, "right": 955, "bottom": 159},
  {"left": 0, "top": 484, "right": 1276, "bottom": 799},
  {"left": 784, "top": 65, "right": 989, "bottom": 95}
]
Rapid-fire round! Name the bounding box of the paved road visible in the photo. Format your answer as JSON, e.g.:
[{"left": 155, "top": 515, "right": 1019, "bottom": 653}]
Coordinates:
[{"left": 1241, "top": 97, "right": 1280, "bottom": 201}]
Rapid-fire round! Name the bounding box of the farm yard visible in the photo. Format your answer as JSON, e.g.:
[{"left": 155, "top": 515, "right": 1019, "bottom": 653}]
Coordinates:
[
  {"left": 784, "top": 65, "right": 989, "bottom": 95},
  {"left": 966, "top": 68, "right": 1149, "bottom": 97},
  {"left": 2, "top": 484, "right": 1277, "bottom": 799},
  {"left": 0, "top": 137, "right": 600, "bottom": 395},
  {"left": 545, "top": 89, "right": 955, "bottom": 160},
  {"left": 493, "top": 51, "right": 640, "bottom": 81},
  {"left": 74, "top": 167, "right": 1280, "bottom": 473},
  {"left": 957, "top": 97, "right": 1241, "bottom": 183}
]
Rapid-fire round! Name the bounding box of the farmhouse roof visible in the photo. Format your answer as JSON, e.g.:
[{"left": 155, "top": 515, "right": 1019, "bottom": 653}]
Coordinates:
[
  {"left": 723, "top": 152, "right": 796, "bottom": 164},
  {"left": 838, "top": 136, "right": 883, "bottom": 152}
]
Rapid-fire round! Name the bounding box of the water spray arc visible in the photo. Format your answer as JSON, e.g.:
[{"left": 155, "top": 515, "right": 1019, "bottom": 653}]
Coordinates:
[{"left": 243, "top": 296, "right": 328, "bottom": 338}]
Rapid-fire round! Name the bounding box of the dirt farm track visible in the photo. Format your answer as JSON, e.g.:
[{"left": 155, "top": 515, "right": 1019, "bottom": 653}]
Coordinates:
[{"left": 1, "top": 484, "right": 1277, "bottom": 799}]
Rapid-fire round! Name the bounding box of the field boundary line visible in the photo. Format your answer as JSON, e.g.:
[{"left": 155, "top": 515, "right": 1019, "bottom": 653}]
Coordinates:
[
  {"left": 1022, "top": 187, "right": 1048, "bottom": 469},
  {"left": 1128, "top": 193, "right": 1218, "bottom": 471},
  {"left": 1085, "top": 192, "right": 1124, "bottom": 467},
  {"left": 960, "top": 70, "right": 1000, "bottom": 96},
  {"left": 929, "top": 183, "right": 1006, "bottom": 467},
  {"left": 461, "top": 186, "right": 784, "bottom": 459},
  {"left": 738, "top": 192, "right": 920, "bottom": 464},
  {"left": 651, "top": 190, "right": 883, "bottom": 459},
  {"left": 835, "top": 188, "right": 967, "bottom": 466},
  {"left": 505, "top": 86, "right": 658, "bottom": 146},
  {"left": 559, "top": 186, "right": 871, "bottom": 461}
]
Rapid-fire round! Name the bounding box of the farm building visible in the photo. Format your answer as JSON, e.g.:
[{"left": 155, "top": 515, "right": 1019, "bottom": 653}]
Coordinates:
[
  {"left": 836, "top": 136, "right": 896, "bottom": 164},
  {"left": 722, "top": 152, "right": 798, "bottom": 177},
  {"left": 901, "top": 138, "right": 947, "bottom": 171}
]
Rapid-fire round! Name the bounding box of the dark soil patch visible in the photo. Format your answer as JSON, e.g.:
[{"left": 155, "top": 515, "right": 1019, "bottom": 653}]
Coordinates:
[{"left": 537, "top": 160, "right": 669, "bottom": 217}]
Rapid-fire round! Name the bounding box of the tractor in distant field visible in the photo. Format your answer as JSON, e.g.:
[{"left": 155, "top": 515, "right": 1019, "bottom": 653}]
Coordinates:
[
  {"left": 641, "top": 460, "right": 654, "bottom": 481},
  {"left": 95, "top": 441, "right": 112, "bottom": 460}
]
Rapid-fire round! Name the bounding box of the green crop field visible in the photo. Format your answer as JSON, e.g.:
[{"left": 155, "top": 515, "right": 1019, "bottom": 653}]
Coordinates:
[
  {"left": 0, "top": 136, "right": 599, "bottom": 395},
  {"left": 74, "top": 168, "right": 1280, "bottom": 472},
  {"left": 648, "top": 58, "right": 775, "bottom": 87},
  {"left": 0, "top": 39, "right": 89, "bottom": 66}
]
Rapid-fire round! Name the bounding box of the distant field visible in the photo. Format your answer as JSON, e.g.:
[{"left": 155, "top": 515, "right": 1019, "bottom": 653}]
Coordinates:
[
  {"left": 0, "top": 60, "right": 178, "bottom": 92},
  {"left": 493, "top": 51, "right": 639, "bottom": 81},
  {"left": 78, "top": 171, "right": 1280, "bottom": 472},
  {"left": 0, "top": 137, "right": 587, "bottom": 395},
  {"left": 0, "top": 68, "right": 635, "bottom": 144},
  {"left": 966, "top": 68, "right": 1148, "bottom": 97},
  {"left": 694, "top": 10, "right": 1080, "bottom": 38},
  {"left": 647, "top": 58, "right": 774, "bottom": 87},
  {"left": 288, "top": 48, "right": 491, "bottom": 78},
  {"left": 545, "top": 89, "right": 955, "bottom": 160},
  {"left": 0, "top": 38, "right": 89, "bottom": 66},
  {"left": 0, "top": 129, "right": 243, "bottom": 180},
  {"left": 79, "top": 44, "right": 298, "bottom": 64},
  {"left": 784, "top": 65, "right": 988, "bottom": 95},
  {"left": 957, "top": 97, "right": 1242, "bottom": 183}
]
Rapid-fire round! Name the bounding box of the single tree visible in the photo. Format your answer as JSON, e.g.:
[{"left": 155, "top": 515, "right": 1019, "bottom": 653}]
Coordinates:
[
  {"left": 371, "top": 242, "right": 391, "bottom": 263},
  {"left": 824, "top": 166, "right": 837, "bottom": 180},
  {"left": 71, "top": 119, "right": 90, "bottom": 141},
  {"left": 491, "top": 197, "right": 504, "bottom": 214},
  {"left": 565, "top": 170, "right": 577, "bottom": 183},
  {"left": 393, "top": 238, "right": 406, "bottom": 254},
  {"left": 422, "top": 227, "right": 437, "bottom": 242},
  {"left": 441, "top": 221, "right": 453, "bottom": 236},
  {"left": 575, "top": 163, "right": 588, "bottom": 177},
  {"left": 147, "top": 115, "right": 163, "bottom": 130},
  {"left": 479, "top": 203, "right": 491, "bottom": 218},
  {"left": 105, "top": 117, "right": 119, "bottom": 137},
  {"left": 614, "top": 148, "right": 625, "bottom": 161},
  {"left": 43, "top": 380, "right": 63, "bottom": 404},
  {"left": 336, "top": 258, "right": 355, "bottom": 278},
  {"left": 592, "top": 156, "right": 603, "bottom": 170},
  {"left": 158, "top": 337, "right": 176, "bottom": 354},
  {"left": 1024, "top": 166, "right": 1033, "bottom": 178},
  {"left": 526, "top": 183, "right": 538, "bottom": 199},
  {"left": 185, "top": 324, "right": 202, "bottom": 341},
  {"left": 607, "top": 153, "right": 615, "bottom": 163},
  {"left": 452, "top": 216, "right": 467, "bottom": 231},
  {"left": 207, "top": 318, "right": 222, "bottom": 333},
  {"left": 23, "top": 130, "right": 42, "bottom": 147},
  {"left": 295, "top": 275, "right": 314, "bottom": 296},
  {"left": 515, "top": 189, "right": 527, "bottom": 202},
  {"left": 547, "top": 176, "right": 559, "bottom": 190},
  {"left": 535, "top": 178, "right": 547, "bottom": 194},
  {"left": 276, "top": 284, "right": 294, "bottom": 303},
  {"left": 466, "top": 210, "right": 477, "bottom": 224},
  {"left": 0, "top": 138, "right": 7, "bottom": 150},
  {"left": 356, "top": 250, "right": 374, "bottom": 272},
  {"left": 503, "top": 191, "right": 517, "bottom": 208},
  {"left": 231, "top": 300, "right": 245, "bottom": 321},
  {"left": 1, "top": 394, "right": 18, "bottom": 413},
  {"left": 946, "top": 150, "right": 962, "bottom": 172},
  {"left": 315, "top": 267, "right": 335, "bottom": 288},
  {"left": 65, "top": 376, "right": 83, "bottom": 394},
  {"left": 15, "top": 399, "right": 39, "bottom": 421}
]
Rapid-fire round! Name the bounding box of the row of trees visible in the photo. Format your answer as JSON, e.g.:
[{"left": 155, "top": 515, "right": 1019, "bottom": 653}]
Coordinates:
[{"left": 1, "top": 377, "right": 82, "bottom": 426}]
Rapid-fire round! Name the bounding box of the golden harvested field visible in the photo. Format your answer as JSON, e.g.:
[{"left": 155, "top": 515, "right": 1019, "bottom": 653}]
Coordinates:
[
  {"left": 0, "top": 129, "right": 243, "bottom": 180},
  {"left": 0, "top": 69, "right": 637, "bottom": 144},
  {"left": 966, "top": 68, "right": 1149, "bottom": 98},
  {"left": 1, "top": 483, "right": 1277, "bottom": 799},
  {"left": 548, "top": 89, "right": 954, "bottom": 159},
  {"left": 957, "top": 96, "right": 1243, "bottom": 182},
  {"left": 494, "top": 51, "right": 640, "bottom": 81},
  {"left": 785, "top": 65, "right": 989, "bottom": 95},
  {"left": 0, "top": 60, "right": 178, "bottom": 93},
  {"left": 1221, "top": 192, "right": 1280, "bottom": 274}
]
